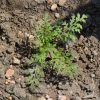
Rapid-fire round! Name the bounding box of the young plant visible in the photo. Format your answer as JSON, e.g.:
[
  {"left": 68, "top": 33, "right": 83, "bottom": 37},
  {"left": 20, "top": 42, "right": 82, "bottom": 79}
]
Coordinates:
[{"left": 26, "top": 13, "right": 88, "bottom": 87}]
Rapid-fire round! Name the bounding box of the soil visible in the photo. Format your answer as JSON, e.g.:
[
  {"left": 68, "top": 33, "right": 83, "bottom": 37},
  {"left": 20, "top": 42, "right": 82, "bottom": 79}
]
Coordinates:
[{"left": 0, "top": 0, "right": 100, "bottom": 100}]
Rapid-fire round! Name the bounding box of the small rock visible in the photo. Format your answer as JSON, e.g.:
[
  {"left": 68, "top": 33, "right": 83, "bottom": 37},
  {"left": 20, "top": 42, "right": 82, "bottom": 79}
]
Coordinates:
[
  {"left": 75, "top": 96, "right": 82, "bottom": 100},
  {"left": 5, "top": 68, "right": 14, "bottom": 78},
  {"left": 17, "top": 31, "right": 24, "bottom": 39},
  {"left": 26, "top": 94, "right": 37, "bottom": 100},
  {"left": 6, "top": 47, "right": 14, "bottom": 54},
  {"left": 13, "top": 85, "right": 26, "bottom": 98},
  {"left": 35, "top": 0, "right": 45, "bottom": 3},
  {"left": 93, "top": 50, "right": 98, "bottom": 56},
  {"left": 48, "top": 98, "right": 53, "bottom": 100},
  {"left": 58, "top": 95, "right": 68, "bottom": 100},
  {"left": 13, "top": 57, "right": 20, "bottom": 65},
  {"left": 29, "top": 35, "right": 34, "bottom": 41},
  {"left": 29, "top": 83, "right": 48, "bottom": 94},
  {"left": 1, "top": 36, "right": 6, "bottom": 41},
  {"left": 55, "top": 13, "right": 60, "bottom": 18},
  {"left": 51, "top": 4, "right": 57, "bottom": 11},
  {"left": 5, "top": 79, "right": 15, "bottom": 84},
  {"left": 90, "top": 74, "right": 95, "bottom": 78},
  {"left": 5, "top": 84, "right": 14, "bottom": 94},
  {"left": 46, "top": 95, "right": 53, "bottom": 100},
  {"left": 58, "top": 0, "right": 66, "bottom": 6},
  {"left": 38, "top": 96, "right": 46, "bottom": 100}
]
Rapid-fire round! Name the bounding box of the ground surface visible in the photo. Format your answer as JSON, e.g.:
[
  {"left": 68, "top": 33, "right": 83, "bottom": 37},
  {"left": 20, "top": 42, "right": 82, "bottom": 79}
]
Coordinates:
[{"left": 0, "top": 0, "right": 100, "bottom": 100}]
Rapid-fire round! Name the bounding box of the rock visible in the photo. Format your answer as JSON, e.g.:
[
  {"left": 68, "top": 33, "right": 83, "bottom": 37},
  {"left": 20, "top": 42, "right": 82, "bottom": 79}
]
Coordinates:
[
  {"left": 12, "top": 57, "right": 20, "bottom": 65},
  {"left": 46, "top": 95, "right": 54, "bottom": 100},
  {"left": 95, "top": 67, "right": 100, "bottom": 77},
  {"left": 5, "top": 84, "right": 14, "bottom": 94},
  {"left": 13, "top": 85, "right": 26, "bottom": 98},
  {"left": 38, "top": 96, "right": 46, "bottom": 100},
  {"left": 58, "top": 82, "right": 70, "bottom": 90},
  {"left": 58, "top": 95, "right": 69, "bottom": 100},
  {"left": 35, "top": 0, "right": 45, "bottom": 3},
  {"left": 26, "top": 94, "right": 37, "bottom": 100},
  {"left": 58, "top": 0, "right": 66, "bottom": 6},
  {"left": 1, "top": 36, "right": 6, "bottom": 41},
  {"left": 48, "top": 98, "right": 53, "bottom": 100},
  {"left": 6, "top": 47, "right": 14, "bottom": 54},
  {"left": 3, "top": 92, "right": 10, "bottom": 98},
  {"left": 5, "top": 68, "right": 14, "bottom": 78},
  {"left": 17, "top": 31, "right": 24, "bottom": 39},
  {"left": 29, "top": 83, "right": 48, "bottom": 94},
  {"left": 92, "top": 50, "right": 98, "bottom": 56},
  {"left": 29, "top": 35, "right": 34, "bottom": 41},
  {"left": 90, "top": 74, "right": 95, "bottom": 78},
  {"left": 75, "top": 96, "right": 82, "bottom": 100},
  {"left": 51, "top": 4, "right": 57, "bottom": 11},
  {"left": 55, "top": 13, "right": 60, "bottom": 18},
  {"left": 5, "top": 79, "right": 15, "bottom": 85},
  {"left": 82, "top": 93, "right": 96, "bottom": 99}
]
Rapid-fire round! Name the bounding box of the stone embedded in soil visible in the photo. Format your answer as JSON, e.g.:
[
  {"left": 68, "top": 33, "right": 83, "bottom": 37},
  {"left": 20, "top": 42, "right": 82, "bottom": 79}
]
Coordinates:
[
  {"left": 13, "top": 85, "right": 26, "bottom": 98},
  {"left": 58, "top": 0, "right": 66, "bottom": 6},
  {"left": 6, "top": 47, "right": 14, "bottom": 54},
  {"left": 12, "top": 57, "right": 20, "bottom": 65},
  {"left": 5, "top": 84, "right": 15, "bottom": 94},
  {"left": 58, "top": 82, "right": 70, "bottom": 90},
  {"left": 37, "top": 96, "right": 46, "bottom": 100},
  {"left": 5, "top": 68, "right": 14, "bottom": 78},
  {"left": 92, "top": 50, "right": 98, "bottom": 56},
  {"left": 55, "top": 13, "right": 60, "bottom": 18},
  {"left": 58, "top": 95, "right": 68, "bottom": 100},
  {"left": 26, "top": 94, "right": 37, "bottom": 100},
  {"left": 51, "top": 4, "right": 57, "bottom": 11},
  {"left": 29, "top": 83, "right": 48, "bottom": 94},
  {"left": 35, "top": 0, "right": 45, "bottom": 3}
]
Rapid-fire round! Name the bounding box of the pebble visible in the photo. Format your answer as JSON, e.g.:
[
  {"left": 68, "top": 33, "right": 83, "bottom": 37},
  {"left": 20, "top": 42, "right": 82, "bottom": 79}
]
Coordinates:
[
  {"left": 38, "top": 96, "right": 46, "bottom": 100},
  {"left": 75, "top": 96, "right": 82, "bottom": 100},
  {"left": 58, "top": 0, "right": 66, "bottom": 6},
  {"left": 51, "top": 4, "right": 57, "bottom": 11},
  {"left": 13, "top": 57, "right": 20, "bottom": 65},
  {"left": 55, "top": 13, "right": 60, "bottom": 18},
  {"left": 90, "top": 74, "right": 95, "bottom": 78},
  {"left": 13, "top": 85, "right": 26, "bottom": 98},
  {"left": 46, "top": 95, "right": 53, "bottom": 100},
  {"left": 5, "top": 68, "right": 14, "bottom": 78},
  {"left": 93, "top": 50, "right": 98, "bottom": 56},
  {"left": 1, "top": 36, "right": 6, "bottom": 41},
  {"left": 6, "top": 47, "right": 14, "bottom": 54},
  {"left": 58, "top": 95, "right": 68, "bottom": 100},
  {"left": 35, "top": 0, "right": 45, "bottom": 3}
]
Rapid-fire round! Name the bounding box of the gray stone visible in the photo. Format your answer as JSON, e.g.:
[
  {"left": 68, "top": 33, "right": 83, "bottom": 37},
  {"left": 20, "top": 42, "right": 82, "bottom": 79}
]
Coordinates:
[
  {"left": 12, "top": 57, "right": 20, "bottom": 65},
  {"left": 6, "top": 47, "right": 14, "bottom": 54},
  {"left": 29, "top": 83, "right": 48, "bottom": 94},
  {"left": 35, "top": 0, "right": 45, "bottom": 3},
  {"left": 13, "top": 85, "right": 26, "bottom": 98},
  {"left": 26, "top": 94, "right": 37, "bottom": 100},
  {"left": 55, "top": 13, "right": 60, "bottom": 18},
  {"left": 51, "top": 4, "right": 57, "bottom": 11},
  {"left": 37, "top": 96, "right": 46, "bottom": 100},
  {"left": 5, "top": 84, "right": 14, "bottom": 94}
]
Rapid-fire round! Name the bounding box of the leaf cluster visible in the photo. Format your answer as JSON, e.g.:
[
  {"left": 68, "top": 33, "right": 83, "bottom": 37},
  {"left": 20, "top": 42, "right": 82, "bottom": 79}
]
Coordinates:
[{"left": 26, "top": 13, "right": 88, "bottom": 87}]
